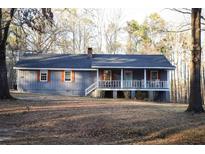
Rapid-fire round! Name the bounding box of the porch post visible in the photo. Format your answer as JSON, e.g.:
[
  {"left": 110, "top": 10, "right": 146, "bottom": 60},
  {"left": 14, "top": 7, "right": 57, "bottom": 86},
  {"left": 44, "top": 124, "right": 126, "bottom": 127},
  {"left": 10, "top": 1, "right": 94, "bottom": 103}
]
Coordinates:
[
  {"left": 167, "top": 70, "right": 170, "bottom": 89},
  {"left": 97, "top": 69, "right": 99, "bottom": 88},
  {"left": 144, "top": 69, "right": 147, "bottom": 88},
  {"left": 167, "top": 70, "right": 171, "bottom": 101},
  {"left": 121, "top": 69, "right": 123, "bottom": 88}
]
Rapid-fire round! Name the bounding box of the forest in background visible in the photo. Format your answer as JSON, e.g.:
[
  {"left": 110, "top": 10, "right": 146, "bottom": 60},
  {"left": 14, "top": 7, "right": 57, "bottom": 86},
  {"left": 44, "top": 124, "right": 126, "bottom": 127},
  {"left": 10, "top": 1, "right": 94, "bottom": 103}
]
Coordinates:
[{"left": 5, "top": 8, "right": 205, "bottom": 103}]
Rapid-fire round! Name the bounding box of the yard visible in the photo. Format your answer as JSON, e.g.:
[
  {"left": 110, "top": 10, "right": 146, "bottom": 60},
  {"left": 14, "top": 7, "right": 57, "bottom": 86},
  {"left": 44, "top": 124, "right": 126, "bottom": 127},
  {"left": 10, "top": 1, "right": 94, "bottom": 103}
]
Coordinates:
[{"left": 0, "top": 92, "right": 205, "bottom": 145}]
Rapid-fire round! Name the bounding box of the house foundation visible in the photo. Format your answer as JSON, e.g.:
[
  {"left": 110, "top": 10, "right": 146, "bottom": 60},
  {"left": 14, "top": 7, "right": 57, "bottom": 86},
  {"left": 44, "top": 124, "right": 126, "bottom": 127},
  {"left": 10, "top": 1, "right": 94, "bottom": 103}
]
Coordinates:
[
  {"left": 131, "top": 91, "right": 136, "bottom": 99},
  {"left": 148, "top": 91, "right": 154, "bottom": 101},
  {"left": 165, "top": 91, "right": 170, "bottom": 102},
  {"left": 113, "top": 91, "right": 117, "bottom": 99},
  {"left": 90, "top": 89, "right": 170, "bottom": 102}
]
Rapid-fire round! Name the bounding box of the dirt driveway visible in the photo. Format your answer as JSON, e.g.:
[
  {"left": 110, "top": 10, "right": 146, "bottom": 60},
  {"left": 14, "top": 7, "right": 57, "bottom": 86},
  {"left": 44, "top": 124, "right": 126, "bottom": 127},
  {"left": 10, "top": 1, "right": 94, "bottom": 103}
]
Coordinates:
[{"left": 0, "top": 92, "right": 205, "bottom": 144}]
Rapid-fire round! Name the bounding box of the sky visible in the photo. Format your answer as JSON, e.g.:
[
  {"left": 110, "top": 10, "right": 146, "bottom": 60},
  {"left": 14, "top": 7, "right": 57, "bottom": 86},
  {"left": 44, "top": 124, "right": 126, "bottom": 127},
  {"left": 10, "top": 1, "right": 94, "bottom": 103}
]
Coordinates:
[{"left": 104, "top": 8, "right": 190, "bottom": 25}]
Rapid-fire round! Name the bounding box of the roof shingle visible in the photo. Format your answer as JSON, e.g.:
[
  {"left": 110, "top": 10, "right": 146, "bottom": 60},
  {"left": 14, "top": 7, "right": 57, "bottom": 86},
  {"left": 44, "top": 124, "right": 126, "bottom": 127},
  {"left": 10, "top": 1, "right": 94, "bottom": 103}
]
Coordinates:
[
  {"left": 15, "top": 54, "right": 175, "bottom": 69},
  {"left": 92, "top": 54, "right": 175, "bottom": 69}
]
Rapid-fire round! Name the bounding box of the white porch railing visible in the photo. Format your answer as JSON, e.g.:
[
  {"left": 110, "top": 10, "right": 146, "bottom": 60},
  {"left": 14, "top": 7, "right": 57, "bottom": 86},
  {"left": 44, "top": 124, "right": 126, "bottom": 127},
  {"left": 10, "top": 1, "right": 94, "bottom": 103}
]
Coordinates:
[
  {"left": 123, "top": 80, "right": 143, "bottom": 88},
  {"left": 85, "top": 80, "right": 169, "bottom": 96},
  {"left": 146, "top": 80, "right": 168, "bottom": 89},
  {"left": 98, "top": 80, "right": 121, "bottom": 89},
  {"left": 98, "top": 80, "right": 168, "bottom": 89}
]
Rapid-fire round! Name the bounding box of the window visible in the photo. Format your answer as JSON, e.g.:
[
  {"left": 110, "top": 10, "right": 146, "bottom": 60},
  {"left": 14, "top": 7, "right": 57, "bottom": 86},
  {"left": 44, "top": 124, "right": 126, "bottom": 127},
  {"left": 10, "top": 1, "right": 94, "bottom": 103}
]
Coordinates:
[
  {"left": 40, "top": 71, "right": 48, "bottom": 82},
  {"left": 151, "top": 71, "right": 158, "bottom": 81},
  {"left": 124, "top": 70, "right": 133, "bottom": 80},
  {"left": 65, "top": 71, "right": 71, "bottom": 82},
  {"left": 103, "top": 70, "right": 112, "bottom": 80}
]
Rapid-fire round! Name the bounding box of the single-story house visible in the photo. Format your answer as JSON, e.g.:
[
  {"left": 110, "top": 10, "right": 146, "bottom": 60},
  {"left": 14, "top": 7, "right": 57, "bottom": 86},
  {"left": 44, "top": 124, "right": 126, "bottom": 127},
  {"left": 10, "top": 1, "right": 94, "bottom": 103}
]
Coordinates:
[{"left": 14, "top": 48, "right": 175, "bottom": 101}]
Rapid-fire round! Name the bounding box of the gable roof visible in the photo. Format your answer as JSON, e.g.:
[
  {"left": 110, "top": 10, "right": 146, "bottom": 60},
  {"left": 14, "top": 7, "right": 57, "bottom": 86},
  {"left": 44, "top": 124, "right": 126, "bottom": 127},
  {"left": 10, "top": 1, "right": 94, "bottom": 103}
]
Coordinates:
[
  {"left": 15, "top": 54, "right": 175, "bottom": 70},
  {"left": 15, "top": 54, "right": 92, "bottom": 70}
]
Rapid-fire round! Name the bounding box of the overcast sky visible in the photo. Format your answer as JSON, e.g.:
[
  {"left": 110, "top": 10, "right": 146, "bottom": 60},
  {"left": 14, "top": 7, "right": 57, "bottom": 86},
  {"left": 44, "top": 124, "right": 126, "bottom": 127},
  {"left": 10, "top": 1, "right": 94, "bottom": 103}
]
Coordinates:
[{"left": 104, "top": 8, "right": 190, "bottom": 25}]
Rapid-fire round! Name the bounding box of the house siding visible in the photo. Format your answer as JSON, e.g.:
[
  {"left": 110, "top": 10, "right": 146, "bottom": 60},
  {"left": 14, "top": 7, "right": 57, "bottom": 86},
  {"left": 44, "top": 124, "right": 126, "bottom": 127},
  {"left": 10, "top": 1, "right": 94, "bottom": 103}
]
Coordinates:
[
  {"left": 132, "top": 69, "right": 144, "bottom": 80},
  {"left": 17, "top": 70, "right": 96, "bottom": 96},
  {"left": 16, "top": 68, "right": 170, "bottom": 101}
]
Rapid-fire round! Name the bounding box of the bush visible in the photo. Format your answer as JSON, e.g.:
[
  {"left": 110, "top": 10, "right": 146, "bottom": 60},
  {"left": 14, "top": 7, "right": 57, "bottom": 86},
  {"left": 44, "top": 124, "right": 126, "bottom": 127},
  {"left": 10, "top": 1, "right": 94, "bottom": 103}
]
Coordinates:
[{"left": 136, "top": 91, "right": 147, "bottom": 100}]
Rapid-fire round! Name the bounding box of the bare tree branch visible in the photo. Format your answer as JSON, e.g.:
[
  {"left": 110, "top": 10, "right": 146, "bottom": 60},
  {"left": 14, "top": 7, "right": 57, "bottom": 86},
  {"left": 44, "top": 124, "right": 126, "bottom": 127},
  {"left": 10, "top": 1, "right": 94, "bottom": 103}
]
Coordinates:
[
  {"left": 168, "top": 8, "right": 205, "bottom": 21},
  {"left": 161, "top": 29, "right": 191, "bottom": 33},
  {"left": 169, "top": 8, "right": 191, "bottom": 15}
]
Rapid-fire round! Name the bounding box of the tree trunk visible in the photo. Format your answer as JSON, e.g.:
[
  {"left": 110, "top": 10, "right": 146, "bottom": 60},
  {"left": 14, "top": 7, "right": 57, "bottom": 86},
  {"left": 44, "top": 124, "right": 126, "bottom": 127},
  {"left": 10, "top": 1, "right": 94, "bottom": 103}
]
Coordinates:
[
  {"left": 184, "top": 61, "right": 188, "bottom": 103},
  {"left": 187, "top": 66, "right": 190, "bottom": 103},
  {"left": 203, "top": 66, "right": 205, "bottom": 104},
  {"left": 0, "top": 45, "right": 12, "bottom": 99},
  {"left": 0, "top": 8, "right": 15, "bottom": 99},
  {"left": 186, "top": 8, "right": 204, "bottom": 113}
]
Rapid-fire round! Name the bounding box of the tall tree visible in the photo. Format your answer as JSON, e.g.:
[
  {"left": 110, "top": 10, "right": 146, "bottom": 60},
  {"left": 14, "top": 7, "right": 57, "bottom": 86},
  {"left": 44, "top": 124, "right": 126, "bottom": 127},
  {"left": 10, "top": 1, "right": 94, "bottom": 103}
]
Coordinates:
[
  {"left": 0, "top": 9, "right": 16, "bottom": 99},
  {"left": 126, "top": 13, "right": 167, "bottom": 54},
  {"left": 53, "top": 9, "right": 98, "bottom": 54},
  {"left": 186, "top": 8, "right": 204, "bottom": 113},
  {"left": 104, "top": 9, "right": 124, "bottom": 54},
  {"left": 0, "top": 8, "right": 53, "bottom": 99},
  {"left": 126, "top": 20, "right": 148, "bottom": 53}
]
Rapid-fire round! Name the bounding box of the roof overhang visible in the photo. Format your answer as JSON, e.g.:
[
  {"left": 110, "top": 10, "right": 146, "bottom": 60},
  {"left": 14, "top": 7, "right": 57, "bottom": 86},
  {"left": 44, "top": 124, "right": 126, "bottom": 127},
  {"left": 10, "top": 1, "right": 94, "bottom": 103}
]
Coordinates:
[
  {"left": 91, "top": 66, "right": 175, "bottom": 70},
  {"left": 14, "top": 66, "right": 176, "bottom": 70},
  {"left": 13, "top": 67, "right": 97, "bottom": 71}
]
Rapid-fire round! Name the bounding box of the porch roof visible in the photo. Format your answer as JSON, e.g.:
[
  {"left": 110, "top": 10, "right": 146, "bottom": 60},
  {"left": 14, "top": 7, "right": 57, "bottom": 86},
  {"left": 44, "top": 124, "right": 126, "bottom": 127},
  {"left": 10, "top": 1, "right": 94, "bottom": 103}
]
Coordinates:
[{"left": 92, "top": 54, "right": 175, "bottom": 69}]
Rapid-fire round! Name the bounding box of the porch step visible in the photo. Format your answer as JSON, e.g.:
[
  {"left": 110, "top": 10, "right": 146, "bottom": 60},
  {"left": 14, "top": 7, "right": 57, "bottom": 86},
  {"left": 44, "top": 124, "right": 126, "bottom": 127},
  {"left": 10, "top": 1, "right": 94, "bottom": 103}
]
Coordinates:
[{"left": 85, "top": 82, "right": 97, "bottom": 96}]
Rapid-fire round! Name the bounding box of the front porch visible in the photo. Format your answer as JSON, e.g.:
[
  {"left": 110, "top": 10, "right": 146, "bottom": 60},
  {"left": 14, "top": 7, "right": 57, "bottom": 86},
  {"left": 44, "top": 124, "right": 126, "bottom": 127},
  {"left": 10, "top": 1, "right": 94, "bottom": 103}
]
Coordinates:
[
  {"left": 97, "top": 68, "right": 170, "bottom": 90},
  {"left": 85, "top": 68, "right": 171, "bottom": 97}
]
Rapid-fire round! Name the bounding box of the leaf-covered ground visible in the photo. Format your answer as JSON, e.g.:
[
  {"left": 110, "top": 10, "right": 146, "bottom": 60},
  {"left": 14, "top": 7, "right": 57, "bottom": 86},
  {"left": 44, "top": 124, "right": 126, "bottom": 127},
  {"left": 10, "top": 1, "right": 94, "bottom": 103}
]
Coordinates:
[{"left": 0, "top": 92, "right": 205, "bottom": 144}]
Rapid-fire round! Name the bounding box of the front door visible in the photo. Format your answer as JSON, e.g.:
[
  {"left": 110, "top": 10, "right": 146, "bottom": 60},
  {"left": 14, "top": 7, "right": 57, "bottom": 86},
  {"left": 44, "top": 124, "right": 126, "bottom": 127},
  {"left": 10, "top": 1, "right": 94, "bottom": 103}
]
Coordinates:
[
  {"left": 103, "top": 70, "right": 112, "bottom": 80},
  {"left": 124, "top": 70, "right": 133, "bottom": 88}
]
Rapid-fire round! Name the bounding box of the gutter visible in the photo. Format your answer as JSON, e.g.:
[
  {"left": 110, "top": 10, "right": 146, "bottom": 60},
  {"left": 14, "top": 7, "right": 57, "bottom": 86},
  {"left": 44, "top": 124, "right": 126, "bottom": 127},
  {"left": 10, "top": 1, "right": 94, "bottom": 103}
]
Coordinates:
[{"left": 13, "top": 67, "right": 97, "bottom": 71}]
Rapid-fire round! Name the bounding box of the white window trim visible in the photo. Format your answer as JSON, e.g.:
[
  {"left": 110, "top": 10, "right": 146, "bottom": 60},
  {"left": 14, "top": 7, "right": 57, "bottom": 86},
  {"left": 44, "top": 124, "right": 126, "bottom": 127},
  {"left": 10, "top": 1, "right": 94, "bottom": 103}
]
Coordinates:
[
  {"left": 40, "top": 70, "right": 48, "bottom": 82},
  {"left": 150, "top": 70, "right": 159, "bottom": 81},
  {"left": 64, "top": 71, "right": 72, "bottom": 82}
]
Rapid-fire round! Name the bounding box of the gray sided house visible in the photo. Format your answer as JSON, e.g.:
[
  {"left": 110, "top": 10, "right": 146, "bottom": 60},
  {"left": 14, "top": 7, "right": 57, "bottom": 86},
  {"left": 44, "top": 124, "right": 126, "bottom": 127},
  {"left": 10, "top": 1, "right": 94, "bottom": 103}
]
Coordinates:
[{"left": 14, "top": 50, "right": 175, "bottom": 101}]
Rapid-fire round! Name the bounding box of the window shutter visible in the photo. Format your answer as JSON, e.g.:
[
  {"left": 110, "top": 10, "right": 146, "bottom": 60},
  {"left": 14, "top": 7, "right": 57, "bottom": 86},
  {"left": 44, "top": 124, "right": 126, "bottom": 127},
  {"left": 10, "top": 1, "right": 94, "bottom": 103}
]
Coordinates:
[
  {"left": 37, "top": 71, "right": 40, "bottom": 81},
  {"left": 72, "top": 70, "right": 75, "bottom": 82},
  {"left": 148, "top": 70, "right": 150, "bottom": 80},
  {"left": 61, "top": 70, "right": 65, "bottom": 82},
  {"left": 112, "top": 72, "right": 115, "bottom": 80},
  {"left": 100, "top": 70, "right": 103, "bottom": 80},
  {"left": 48, "top": 70, "right": 51, "bottom": 82}
]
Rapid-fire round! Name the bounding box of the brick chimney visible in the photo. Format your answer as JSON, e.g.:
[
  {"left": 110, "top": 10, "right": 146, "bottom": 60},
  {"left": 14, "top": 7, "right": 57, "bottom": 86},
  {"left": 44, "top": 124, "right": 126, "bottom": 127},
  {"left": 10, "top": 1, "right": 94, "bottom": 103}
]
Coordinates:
[{"left": 87, "top": 47, "right": 93, "bottom": 57}]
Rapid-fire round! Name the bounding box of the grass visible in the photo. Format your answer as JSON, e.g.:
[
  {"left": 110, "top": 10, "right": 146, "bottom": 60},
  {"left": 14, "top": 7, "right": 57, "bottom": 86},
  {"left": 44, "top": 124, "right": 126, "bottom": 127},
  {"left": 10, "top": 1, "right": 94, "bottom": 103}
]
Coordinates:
[{"left": 0, "top": 92, "right": 204, "bottom": 145}]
